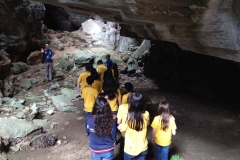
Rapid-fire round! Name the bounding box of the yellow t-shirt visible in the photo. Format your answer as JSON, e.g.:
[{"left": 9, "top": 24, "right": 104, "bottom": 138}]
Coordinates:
[
  {"left": 81, "top": 87, "right": 99, "bottom": 112},
  {"left": 108, "top": 89, "right": 121, "bottom": 111},
  {"left": 151, "top": 115, "right": 177, "bottom": 146},
  {"left": 92, "top": 80, "right": 102, "bottom": 93},
  {"left": 77, "top": 71, "right": 91, "bottom": 91},
  {"left": 117, "top": 104, "right": 129, "bottom": 137},
  {"left": 97, "top": 65, "right": 107, "bottom": 83},
  {"left": 121, "top": 111, "right": 150, "bottom": 156},
  {"left": 122, "top": 93, "right": 130, "bottom": 104}
]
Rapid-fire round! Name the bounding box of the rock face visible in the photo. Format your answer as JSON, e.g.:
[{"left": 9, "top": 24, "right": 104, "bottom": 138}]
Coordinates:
[
  {"left": 0, "top": 50, "right": 11, "bottom": 80},
  {"left": 27, "top": 51, "right": 43, "bottom": 65},
  {"left": 34, "top": 0, "right": 240, "bottom": 62},
  {"left": 0, "top": 0, "right": 46, "bottom": 56},
  {"left": 0, "top": 118, "right": 41, "bottom": 139},
  {"left": 43, "top": 4, "right": 90, "bottom": 31}
]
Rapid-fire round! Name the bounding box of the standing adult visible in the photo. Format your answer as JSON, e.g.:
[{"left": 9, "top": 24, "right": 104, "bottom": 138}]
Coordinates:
[
  {"left": 41, "top": 44, "right": 54, "bottom": 83},
  {"left": 105, "top": 54, "right": 113, "bottom": 69}
]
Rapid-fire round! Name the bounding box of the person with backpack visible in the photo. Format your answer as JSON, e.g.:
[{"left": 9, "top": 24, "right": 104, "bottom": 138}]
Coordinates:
[{"left": 41, "top": 44, "right": 54, "bottom": 83}]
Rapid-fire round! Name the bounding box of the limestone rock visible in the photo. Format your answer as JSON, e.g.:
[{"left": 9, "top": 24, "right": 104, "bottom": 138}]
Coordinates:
[
  {"left": 0, "top": 153, "right": 7, "bottom": 160},
  {"left": 0, "top": 49, "right": 11, "bottom": 80},
  {"left": 16, "top": 112, "right": 26, "bottom": 119},
  {"left": 51, "top": 95, "right": 77, "bottom": 112},
  {"left": 27, "top": 51, "right": 43, "bottom": 65},
  {"left": 25, "top": 95, "right": 43, "bottom": 104},
  {"left": 57, "top": 54, "right": 73, "bottom": 71},
  {"left": 60, "top": 88, "right": 80, "bottom": 99},
  {"left": 0, "top": 118, "right": 41, "bottom": 139},
  {"left": 42, "top": 24, "right": 48, "bottom": 33},
  {"left": 33, "top": 119, "right": 51, "bottom": 129},
  {"left": 11, "top": 62, "right": 28, "bottom": 75},
  {"left": 10, "top": 100, "right": 24, "bottom": 109},
  {"left": 50, "top": 40, "right": 64, "bottom": 51},
  {"left": 3, "top": 75, "right": 14, "bottom": 97},
  {"left": 20, "top": 78, "right": 32, "bottom": 90},
  {"left": 73, "top": 50, "right": 95, "bottom": 65},
  {"left": 94, "top": 49, "right": 123, "bottom": 64},
  {"left": 0, "top": 0, "right": 46, "bottom": 55},
  {"left": 117, "top": 36, "right": 140, "bottom": 52}
]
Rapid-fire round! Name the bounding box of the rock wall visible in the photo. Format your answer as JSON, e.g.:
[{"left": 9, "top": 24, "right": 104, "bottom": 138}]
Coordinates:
[
  {"left": 0, "top": 0, "right": 46, "bottom": 61},
  {"left": 32, "top": 0, "right": 240, "bottom": 63},
  {"left": 144, "top": 40, "right": 240, "bottom": 103}
]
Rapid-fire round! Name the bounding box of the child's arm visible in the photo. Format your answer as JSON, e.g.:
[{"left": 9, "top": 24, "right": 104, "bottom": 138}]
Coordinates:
[
  {"left": 152, "top": 128, "right": 156, "bottom": 143},
  {"left": 77, "top": 82, "right": 80, "bottom": 93},
  {"left": 172, "top": 129, "right": 176, "bottom": 135}
]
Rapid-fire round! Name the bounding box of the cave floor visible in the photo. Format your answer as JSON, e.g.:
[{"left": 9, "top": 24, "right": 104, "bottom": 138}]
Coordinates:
[{"left": 7, "top": 89, "right": 240, "bottom": 160}]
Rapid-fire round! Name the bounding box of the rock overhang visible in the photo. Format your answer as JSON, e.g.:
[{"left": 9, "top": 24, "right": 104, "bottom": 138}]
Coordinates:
[{"left": 33, "top": 0, "right": 240, "bottom": 62}]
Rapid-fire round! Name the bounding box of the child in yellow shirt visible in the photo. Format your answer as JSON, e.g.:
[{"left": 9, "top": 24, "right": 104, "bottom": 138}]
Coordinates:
[
  {"left": 118, "top": 92, "right": 149, "bottom": 160},
  {"left": 77, "top": 64, "right": 91, "bottom": 92},
  {"left": 96, "top": 60, "right": 107, "bottom": 83},
  {"left": 90, "top": 68, "right": 102, "bottom": 92},
  {"left": 151, "top": 101, "right": 177, "bottom": 160},
  {"left": 81, "top": 76, "right": 99, "bottom": 136},
  {"left": 122, "top": 82, "right": 133, "bottom": 104}
]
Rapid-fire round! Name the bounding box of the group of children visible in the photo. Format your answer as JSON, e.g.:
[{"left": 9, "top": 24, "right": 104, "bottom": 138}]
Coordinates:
[{"left": 77, "top": 55, "right": 177, "bottom": 160}]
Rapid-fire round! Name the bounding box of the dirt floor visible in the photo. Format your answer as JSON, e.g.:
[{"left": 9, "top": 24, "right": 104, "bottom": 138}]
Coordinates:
[{"left": 6, "top": 87, "right": 240, "bottom": 160}]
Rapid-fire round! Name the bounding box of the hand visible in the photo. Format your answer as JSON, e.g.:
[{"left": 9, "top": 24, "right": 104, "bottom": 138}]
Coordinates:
[
  {"left": 113, "top": 115, "right": 116, "bottom": 119},
  {"left": 41, "top": 48, "right": 44, "bottom": 52},
  {"left": 152, "top": 139, "right": 155, "bottom": 143},
  {"left": 77, "top": 88, "right": 80, "bottom": 93},
  {"left": 117, "top": 124, "right": 122, "bottom": 132}
]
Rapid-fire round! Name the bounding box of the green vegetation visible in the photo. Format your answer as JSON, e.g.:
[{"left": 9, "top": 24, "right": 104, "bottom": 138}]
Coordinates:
[
  {"left": 170, "top": 154, "right": 184, "bottom": 160},
  {"left": 76, "top": 0, "right": 98, "bottom": 5}
]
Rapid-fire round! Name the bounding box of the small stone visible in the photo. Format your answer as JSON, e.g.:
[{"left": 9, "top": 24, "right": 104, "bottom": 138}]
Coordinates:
[
  {"left": 63, "top": 140, "right": 68, "bottom": 144},
  {"left": 16, "top": 112, "right": 26, "bottom": 119},
  {"left": 10, "top": 146, "right": 20, "bottom": 152},
  {"left": 47, "top": 110, "right": 54, "bottom": 115},
  {"left": 23, "top": 107, "right": 30, "bottom": 113},
  {"left": 57, "top": 140, "right": 62, "bottom": 145}
]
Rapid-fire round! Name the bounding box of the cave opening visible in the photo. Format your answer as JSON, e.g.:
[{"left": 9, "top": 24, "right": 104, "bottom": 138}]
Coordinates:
[{"left": 144, "top": 40, "right": 240, "bottom": 105}]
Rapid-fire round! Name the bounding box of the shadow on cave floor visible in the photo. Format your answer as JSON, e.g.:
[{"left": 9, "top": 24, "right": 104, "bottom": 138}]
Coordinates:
[{"left": 7, "top": 88, "right": 240, "bottom": 160}]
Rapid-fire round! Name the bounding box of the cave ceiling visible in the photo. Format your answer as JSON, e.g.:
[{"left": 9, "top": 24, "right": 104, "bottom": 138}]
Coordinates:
[{"left": 33, "top": 0, "right": 240, "bottom": 62}]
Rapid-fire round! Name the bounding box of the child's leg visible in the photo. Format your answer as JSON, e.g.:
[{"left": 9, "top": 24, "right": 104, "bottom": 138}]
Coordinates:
[
  {"left": 118, "top": 136, "right": 125, "bottom": 160},
  {"left": 161, "top": 145, "right": 170, "bottom": 160},
  {"left": 85, "top": 112, "right": 91, "bottom": 135},
  {"left": 155, "top": 144, "right": 162, "bottom": 160},
  {"left": 112, "top": 111, "right": 117, "bottom": 141}
]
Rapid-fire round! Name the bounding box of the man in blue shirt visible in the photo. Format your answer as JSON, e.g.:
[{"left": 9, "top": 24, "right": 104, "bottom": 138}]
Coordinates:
[
  {"left": 105, "top": 54, "right": 113, "bottom": 69},
  {"left": 41, "top": 44, "right": 54, "bottom": 83}
]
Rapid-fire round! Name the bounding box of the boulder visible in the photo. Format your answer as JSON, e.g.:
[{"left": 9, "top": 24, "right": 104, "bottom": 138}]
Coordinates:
[
  {"left": 94, "top": 49, "right": 123, "bottom": 64},
  {"left": 3, "top": 75, "right": 14, "bottom": 97},
  {"left": 27, "top": 51, "right": 43, "bottom": 65},
  {"left": 33, "top": 119, "right": 51, "bottom": 130},
  {"left": 0, "top": 49, "right": 11, "bottom": 80},
  {"left": 20, "top": 78, "right": 32, "bottom": 90},
  {"left": 25, "top": 95, "right": 43, "bottom": 104},
  {"left": 16, "top": 112, "right": 26, "bottom": 119},
  {"left": 73, "top": 50, "right": 95, "bottom": 65},
  {"left": 42, "top": 24, "right": 48, "bottom": 33},
  {"left": 51, "top": 95, "right": 77, "bottom": 112},
  {"left": 0, "top": 117, "right": 42, "bottom": 139},
  {"left": 50, "top": 40, "right": 64, "bottom": 51},
  {"left": 10, "top": 100, "right": 24, "bottom": 109},
  {"left": 11, "top": 62, "right": 28, "bottom": 75},
  {"left": 57, "top": 54, "right": 73, "bottom": 71},
  {"left": 60, "top": 88, "right": 80, "bottom": 99}
]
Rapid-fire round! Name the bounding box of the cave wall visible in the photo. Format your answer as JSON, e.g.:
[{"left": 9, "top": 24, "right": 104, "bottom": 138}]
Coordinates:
[
  {"left": 144, "top": 41, "right": 240, "bottom": 103},
  {"left": 0, "top": 0, "right": 47, "bottom": 61},
  {"left": 43, "top": 4, "right": 90, "bottom": 31}
]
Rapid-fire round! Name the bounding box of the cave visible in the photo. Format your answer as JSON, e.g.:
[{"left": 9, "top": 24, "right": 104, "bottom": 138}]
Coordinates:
[{"left": 1, "top": 0, "right": 240, "bottom": 160}]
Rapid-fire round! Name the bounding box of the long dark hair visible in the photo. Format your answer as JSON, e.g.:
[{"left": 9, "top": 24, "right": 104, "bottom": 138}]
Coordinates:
[
  {"left": 112, "top": 63, "right": 119, "bottom": 81},
  {"left": 103, "top": 69, "right": 118, "bottom": 100},
  {"left": 127, "top": 92, "right": 145, "bottom": 131},
  {"left": 158, "top": 101, "right": 170, "bottom": 131},
  {"left": 92, "top": 96, "right": 113, "bottom": 138}
]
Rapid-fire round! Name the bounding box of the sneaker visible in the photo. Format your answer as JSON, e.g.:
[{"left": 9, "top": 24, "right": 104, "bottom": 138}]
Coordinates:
[{"left": 85, "top": 133, "right": 90, "bottom": 136}]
